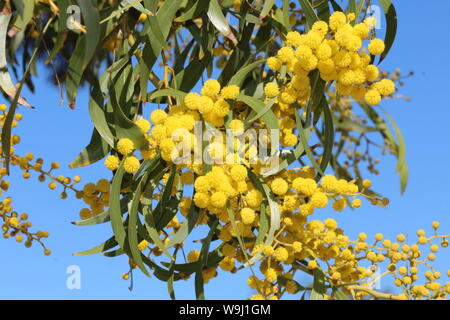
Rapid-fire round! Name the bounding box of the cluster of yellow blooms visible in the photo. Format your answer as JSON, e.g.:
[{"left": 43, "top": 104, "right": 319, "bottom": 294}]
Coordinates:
[
  {"left": 97, "top": 13, "right": 450, "bottom": 299},
  {"left": 267, "top": 12, "right": 396, "bottom": 108}
]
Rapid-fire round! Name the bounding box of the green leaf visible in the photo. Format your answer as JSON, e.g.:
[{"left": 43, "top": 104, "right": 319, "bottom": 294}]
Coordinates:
[
  {"left": 245, "top": 171, "right": 281, "bottom": 267},
  {"left": 333, "top": 289, "right": 349, "bottom": 300},
  {"left": 74, "top": 236, "right": 118, "bottom": 256},
  {"left": 228, "top": 60, "right": 265, "bottom": 87},
  {"left": 207, "top": 0, "right": 237, "bottom": 44},
  {"left": 195, "top": 218, "right": 219, "bottom": 300},
  {"left": 310, "top": 269, "right": 326, "bottom": 300},
  {"left": 12, "top": 0, "right": 34, "bottom": 31},
  {"left": 378, "top": 0, "right": 397, "bottom": 64},
  {"left": 88, "top": 80, "right": 115, "bottom": 148},
  {"left": 148, "top": 88, "right": 187, "bottom": 101},
  {"left": 69, "top": 129, "right": 110, "bottom": 168},
  {"left": 77, "top": 0, "right": 100, "bottom": 67},
  {"left": 281, "top": 0, "right": 292, "bottom": 32},
  {"left": 127, "top": 171, "right": 151, "bottom": 276},
  {"left": 260, "top": 0, "right": 276, "bottom": 18},
  {"left": 109, "top": 160, "right": 127, "bottom": 251},
  {"left": 176, "top": 0, "right": 209, "bottom": 22},
  {"left": 296, "top": 109, "right": 323, "bottom": 175},
  {"left": 237, "top": 94, "right": 279, "bottom": 130},
  {"left": 0, "top": 13, "right": 32, "bottom": 108},
  {"left": 384, "top": 112, "right": 408, "bottom": 194},
  {"left": 298, "top": 0, "right": 319, "bottom": 29},
  {"left": 109, "top": 85, "right": 148, "bottom": 150},
  {"left": 166, "top": 203, "right": 200, "bottom": 249}
]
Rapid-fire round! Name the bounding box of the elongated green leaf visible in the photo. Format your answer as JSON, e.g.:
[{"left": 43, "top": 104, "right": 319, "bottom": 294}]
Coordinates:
[
  {"left": 384, "top": 112, "right": 408, "bottom": 194},
  {"left": 245, "top": 171, "right": 281, "bottom": 267},
  {"left": 207, "top": 0, "right": 237, "bottom": 44},
  {"left": 109, "top": 86, "right": 148, "bottom": 150},
  {"left": 228, "top": 60, "right": 265, "bottom": 87},
  {"left": 0, "top": 13, "right": 32, "bottom": 108},
  {"left": 74, "top": 236, "right": 118, "bottom": 256},
  {"left": 378, "top": 0, "right": 397, "bottom": 63},
  {"left": 298, "top": 0, "right": 319, "bottom": 29},
  {"left": 166, "top": 203, "right": 200, "bottom": 249},
  {"left": 260, "top": 0, "right": 276, "bottom": 18},
  {"left": 296, "top": 109, "right": 323, "bottom": 175},
  {"left": 77, "top": 0, "right": 100, "bottom": 66},
  {"left": 176, "top": 0, "right": 209, "bottom": 22},
  {"left": 88, "top": 80, "right": 115, "bottom": 147},
  {"left": 148, "top": 88, "right": 187, "bottom": 101},
  {"left": 12, "top": 0, "right": 34, "bottom": 31},
  {"left": 237, "top": 95, "right": 279, "bottom": 130},
  {"left": 127, "top": 171, "right": 151, "bottom": 276},
  {"left": 69, "top": 129, "right": 110, "bottom": 168},
  {"left": 310, "top": 269, "right": 326, "bottom": 300},
  {"left": 195, "top": 218, "right": 219, "bottom": 300},
  {"left": 109, "top": 161, "right": 127, "bottom": 250}
]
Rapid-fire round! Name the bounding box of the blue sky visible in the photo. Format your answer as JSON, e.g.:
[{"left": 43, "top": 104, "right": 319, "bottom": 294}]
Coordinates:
[{"left": 1, "top": 1, "right": 449, "bottom": 299}]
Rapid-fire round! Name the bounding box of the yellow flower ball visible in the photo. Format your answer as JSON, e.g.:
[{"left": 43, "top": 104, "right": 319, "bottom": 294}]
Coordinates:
[
  {"left": 123, "top": 156, "right": 140, "bottom": 173},
  {"left": 311, "top": 192, "right": 328, "bottom": 208},
  {"left": 230, "top": 165, "right": 248, "bottom": 182},
  {"left": 104, "top": 155, "right": 119, "bottom": 171},
  {"left": 240, "top": 207, "right": 256, "bottom": 225},
  {"left": 264, "top": 82, "right": 279, "bottom": 98},
  {"left": 221, "top": 85, "right": 240, "bottom": 100},
  {"left": 150, "top": 109, "right": 168, "bottom": 125},
  {"left": 271, "top": 177, "right": 289, "bottom": 196},
  {"left": 365, "top": 89, "right": 381, "bottom": 106},
  {"left": 368, "top": 38, "right": 385, "bottom": 55},
  {"left": 135, "top": 118, "right": 151, "bottom": 133},
  {"left": 292, "top": 178, "right": 317, "bottom": 196},
  {"left": 117, "top": 138, "right": 135, "bottom": 155},
  {"left": 201, "top": 79, "right": 221, "bottom": 98}
]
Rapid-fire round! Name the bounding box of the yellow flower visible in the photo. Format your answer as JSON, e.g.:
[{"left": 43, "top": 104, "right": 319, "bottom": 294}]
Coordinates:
[
  {"left": 240, "top": 208, "right": 255, "bottom": 225},
  {"left": 365, "top": 89, "right": 381, "bottom": 106},
  {"left": 264, "top": 82, "right": 279, "bottom": 98},
  {"left": 123, "top": 156, "right": 140, "bottom": 173},
  {"left": 221, "top": 85, "right": 240, "bottom": 100},
  {"left": 117, "top": 138, "right": 135, "bottom": 155},
  {"left": 201, "top": 79, "right": 221, "bottom": 98},
  {"left": 150, "top": 109, "right": 168, "bottom": 125},
  {"left": 311, "top": 192, "right": 328, "bottom": 208},
  {"left": 368, "top": 38, "right": 385, "bottom": 55},
  {"left": 104, "top": 155, "right": 119, "bottom": 171}
]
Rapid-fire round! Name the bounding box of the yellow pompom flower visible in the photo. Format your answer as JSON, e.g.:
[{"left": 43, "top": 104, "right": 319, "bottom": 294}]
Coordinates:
[
  {"left": 79, "top": 208, "right": 92, "bottom": 220},
  {"left": 264, "top": 82, "right": 279, "bottom": 98},
  {"left": 267, "top": 57, "right": 282, "bottom": 71},
  {"left": 138, "top": 240, "right": 148, "bottom": 251},
  {"left": 210, "top": 191, "right": 227, "bottom": 208},
  {"left": 245, "top": 189, "right": 263, "bottom": 208},
  {"left": 373, "top": 79, "right": 396, "bottom": 96},
  {"left": 277, "top": 46, "right": 295, "bottom": 63},
  {"left": 351, "top": 198, "right": 362, "bottom": 208},
  {"left": 320, "top": 174, "right": 337, "bottom": 191},
  {"left": 293, "top": 178, "right": 317, "bottom": 196},
  {"left": 274, "top": 247, "right": 289, "bottom": 262},
  {"left": 311, "top": 192, "right": 328, "bottom": 209},
  {"left": 368, "top": 38, "right": 385, "bottom": 55},
  {"left": 187, "top": 250, "right": 201, "bottom": 262},
  {"left": 265, "top": 267, "right": 278, "bottom": 282},
  {"left": 194, "top": 192, "right": 210, "bottom": 208},
  {"left": 184, "top": 92, "right": 202, "bottom": 110},
  {"left": 201, "top": 79, "right": 221, "bottom": 98},
  {"left": 123, "top": 156, "right": 140, "bottom": 173},
  {"left": 271, "top": 178, "right": 289, "bottom": 196},
  {"left": 150, "top": 109, "right": 168, "bottom": 125},
  {"left": 117, "top": 138, "right": 135, "bottom": 155},
  {"left": 221, "top": 85, "right": 240, "bottom": 100},
  {"left": 329, "top": 11, "right": 347, "bottom": 31},
  {"left": 230, "top": 165, "right": 247, "bottom": 182},
  {"left": 135, "top": 118, "right": 151, "bottom": 133},
  {"left": 365, "top": 89, "right": 382, "bottom": 106},
  {"left": 104, "top": 155, "right": 119, "bottom": 171},
  {"left": 229, "top": 119, "right": 244, "bottom": 136},
  {"left": 240, "top": 207, "right": 256, "bottom": 225}
]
